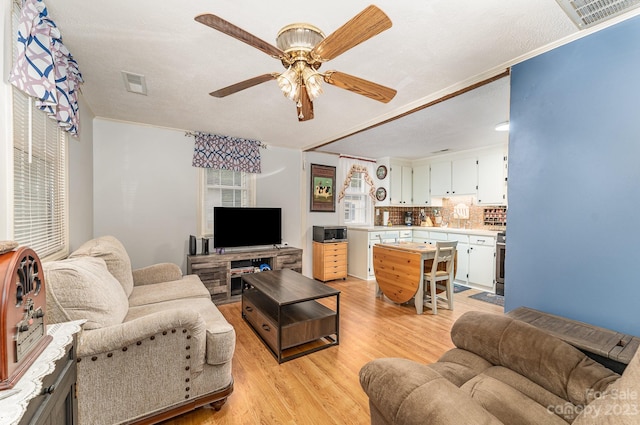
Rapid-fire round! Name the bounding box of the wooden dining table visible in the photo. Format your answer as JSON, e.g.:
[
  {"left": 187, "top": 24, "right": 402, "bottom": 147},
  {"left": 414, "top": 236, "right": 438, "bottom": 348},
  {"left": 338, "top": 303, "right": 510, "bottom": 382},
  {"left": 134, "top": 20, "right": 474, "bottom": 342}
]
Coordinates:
[{"left": 372, "top": 242, "right": 455, "bottom": 314}]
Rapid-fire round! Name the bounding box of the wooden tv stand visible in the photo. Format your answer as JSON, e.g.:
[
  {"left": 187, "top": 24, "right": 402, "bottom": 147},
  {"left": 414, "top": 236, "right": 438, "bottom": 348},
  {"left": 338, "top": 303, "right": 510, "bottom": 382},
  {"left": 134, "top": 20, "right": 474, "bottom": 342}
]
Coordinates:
[{"left": 187, "top": 246, "right": 302, "bottom": 304}]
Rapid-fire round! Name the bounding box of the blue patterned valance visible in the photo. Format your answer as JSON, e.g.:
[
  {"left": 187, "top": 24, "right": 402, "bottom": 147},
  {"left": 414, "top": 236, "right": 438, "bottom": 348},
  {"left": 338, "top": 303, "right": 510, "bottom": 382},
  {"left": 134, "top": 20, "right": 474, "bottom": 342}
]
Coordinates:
[
  {"left": 191, "top": 132, "right": 265, "bottom": 173},
  {"left": 9, "top": 0, "right": 84, "bottom": 137}
]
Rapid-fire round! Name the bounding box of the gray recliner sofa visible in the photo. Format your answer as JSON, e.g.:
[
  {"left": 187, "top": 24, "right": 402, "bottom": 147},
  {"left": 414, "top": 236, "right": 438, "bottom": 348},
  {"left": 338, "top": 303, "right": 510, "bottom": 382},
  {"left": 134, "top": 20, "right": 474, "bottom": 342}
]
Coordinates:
[{"left": 360, "top": 311, "right": 639, "bottom": 425}]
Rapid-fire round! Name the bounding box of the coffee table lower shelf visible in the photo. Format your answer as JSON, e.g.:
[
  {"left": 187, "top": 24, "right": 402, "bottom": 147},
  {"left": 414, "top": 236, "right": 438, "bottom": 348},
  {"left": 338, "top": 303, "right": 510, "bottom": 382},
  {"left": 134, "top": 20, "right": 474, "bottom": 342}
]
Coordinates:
[{"left": 242, "top": 289, "right": 339, "bottom": 363}]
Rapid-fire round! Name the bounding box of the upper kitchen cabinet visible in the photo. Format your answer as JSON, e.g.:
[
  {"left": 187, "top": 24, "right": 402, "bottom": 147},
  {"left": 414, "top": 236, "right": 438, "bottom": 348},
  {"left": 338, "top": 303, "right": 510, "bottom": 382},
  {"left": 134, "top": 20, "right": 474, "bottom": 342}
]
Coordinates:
[
  {"left": 429, "top": 161, "right": 451, "bottom": 197},
  {"left": 412, "top": 164, "right": 430, "bottom": 205},
  {"left": 430, "top": 158, "right": 477, "bottom": 196},
  {"left": 477, "top": 149, "right": 508, "bottom": 205},
  {"left": 389, "top": 160, "right": 412, "bottom": 205}
]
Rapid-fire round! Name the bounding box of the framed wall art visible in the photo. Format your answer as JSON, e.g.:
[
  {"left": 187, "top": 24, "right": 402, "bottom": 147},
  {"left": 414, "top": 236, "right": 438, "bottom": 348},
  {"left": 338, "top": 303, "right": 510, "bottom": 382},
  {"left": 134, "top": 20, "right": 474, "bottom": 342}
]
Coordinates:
[{"left": 310, "top": 164, "right": 336, "bottom": 212}]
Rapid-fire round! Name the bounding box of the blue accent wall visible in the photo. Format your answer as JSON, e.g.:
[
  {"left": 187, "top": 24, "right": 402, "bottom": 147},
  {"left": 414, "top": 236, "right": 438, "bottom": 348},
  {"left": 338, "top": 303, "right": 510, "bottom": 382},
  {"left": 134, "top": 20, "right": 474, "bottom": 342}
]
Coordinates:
[{"left": 506, "top": 15, "right": 640, "bottom": 336}]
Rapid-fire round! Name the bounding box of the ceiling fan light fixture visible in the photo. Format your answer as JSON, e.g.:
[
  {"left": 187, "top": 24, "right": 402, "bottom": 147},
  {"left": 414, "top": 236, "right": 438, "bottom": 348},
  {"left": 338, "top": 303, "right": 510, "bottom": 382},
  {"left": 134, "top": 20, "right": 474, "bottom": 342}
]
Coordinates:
[
  {"left": 302, "top": 66, "right": 323, "bottom": 100},
  {"left": 277, "top": 66, "right": 299, "bottom": 101},
  {"left": 276, "top": 24, "right": 325, "bottom": 54}
]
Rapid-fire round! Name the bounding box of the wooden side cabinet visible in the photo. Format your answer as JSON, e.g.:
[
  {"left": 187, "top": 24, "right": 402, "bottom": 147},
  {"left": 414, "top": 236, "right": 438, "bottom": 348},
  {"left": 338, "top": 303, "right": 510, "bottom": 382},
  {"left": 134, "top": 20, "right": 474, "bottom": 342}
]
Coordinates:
[
  {"left": 188, "top": 246, "right": 303, "bottom": 304},
  {"left": 313, "top": 241, "right": 348, "bottom": 282},
  {"left": 20, "top": 335, "right": 78, "bottom": 425}
]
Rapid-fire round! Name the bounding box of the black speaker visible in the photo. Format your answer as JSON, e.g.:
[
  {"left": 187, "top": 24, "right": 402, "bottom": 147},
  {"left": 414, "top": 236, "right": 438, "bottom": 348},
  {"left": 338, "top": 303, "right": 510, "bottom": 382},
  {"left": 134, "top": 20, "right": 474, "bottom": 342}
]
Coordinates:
[
  {"left": 189, "top": 235, "right": 196, "bottom": 255},
  {"left": 202, "top": 238, "right": 209, "bottom": 255}
]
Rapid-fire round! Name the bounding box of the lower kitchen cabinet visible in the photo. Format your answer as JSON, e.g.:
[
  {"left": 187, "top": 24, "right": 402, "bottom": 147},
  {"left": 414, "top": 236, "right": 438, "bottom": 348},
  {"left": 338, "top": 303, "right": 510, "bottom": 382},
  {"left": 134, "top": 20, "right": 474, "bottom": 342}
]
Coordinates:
[
  {"left": 467, "top": 235, "right": 496, "bottom": 291},
  {"left": 348, "top": 227, "right": 498, "bottom": 291}
]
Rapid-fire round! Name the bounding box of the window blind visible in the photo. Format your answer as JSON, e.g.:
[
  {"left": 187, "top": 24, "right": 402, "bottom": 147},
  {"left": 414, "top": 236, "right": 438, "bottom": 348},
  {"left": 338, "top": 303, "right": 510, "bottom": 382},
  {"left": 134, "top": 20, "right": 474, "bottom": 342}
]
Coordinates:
[{"left": 12, "top": 1, "right": 68, "bottom": 259}]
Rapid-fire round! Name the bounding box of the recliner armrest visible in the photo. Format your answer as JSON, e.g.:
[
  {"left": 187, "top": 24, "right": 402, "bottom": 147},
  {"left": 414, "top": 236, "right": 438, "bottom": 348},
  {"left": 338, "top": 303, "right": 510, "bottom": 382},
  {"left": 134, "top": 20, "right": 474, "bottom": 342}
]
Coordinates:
[
  {"left": 360, "top": 358, "right": 503, "bottom": 425},
  {"left": 132, "top": 262, "right": 183, "bottom": 286}
]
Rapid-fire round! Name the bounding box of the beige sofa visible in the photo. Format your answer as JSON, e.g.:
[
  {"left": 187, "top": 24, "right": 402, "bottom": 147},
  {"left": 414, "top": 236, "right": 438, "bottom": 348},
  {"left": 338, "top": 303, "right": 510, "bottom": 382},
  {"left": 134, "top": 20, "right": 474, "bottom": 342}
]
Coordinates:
[
  {"left": 43, "top": 236, "right": 235, "bottom": 425},
  {"left": 360, "top": 311, "right": 640, "bottom": 425}
]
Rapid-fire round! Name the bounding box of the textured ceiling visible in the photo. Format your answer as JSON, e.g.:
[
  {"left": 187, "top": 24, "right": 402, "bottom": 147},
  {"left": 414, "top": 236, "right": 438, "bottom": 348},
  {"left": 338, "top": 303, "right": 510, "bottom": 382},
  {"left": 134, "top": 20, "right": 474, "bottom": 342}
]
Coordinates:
[{"left": 44, "top": 1, "right": 596, "bottom": 158}]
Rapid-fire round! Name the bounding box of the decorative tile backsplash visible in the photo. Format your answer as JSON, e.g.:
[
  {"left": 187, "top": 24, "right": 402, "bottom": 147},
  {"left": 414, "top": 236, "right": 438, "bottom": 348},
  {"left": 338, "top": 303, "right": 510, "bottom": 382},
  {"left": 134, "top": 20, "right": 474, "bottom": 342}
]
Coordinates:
[{"left": 374, "top": 197, "right": 506, "bottom": 230}]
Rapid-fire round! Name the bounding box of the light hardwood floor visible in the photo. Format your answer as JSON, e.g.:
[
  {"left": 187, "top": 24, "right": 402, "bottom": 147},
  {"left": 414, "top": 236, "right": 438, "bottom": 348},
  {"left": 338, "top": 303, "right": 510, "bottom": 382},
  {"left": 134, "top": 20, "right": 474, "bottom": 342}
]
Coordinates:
[{"left": 162, "top": 277, "right": 503, "bottom": 425}]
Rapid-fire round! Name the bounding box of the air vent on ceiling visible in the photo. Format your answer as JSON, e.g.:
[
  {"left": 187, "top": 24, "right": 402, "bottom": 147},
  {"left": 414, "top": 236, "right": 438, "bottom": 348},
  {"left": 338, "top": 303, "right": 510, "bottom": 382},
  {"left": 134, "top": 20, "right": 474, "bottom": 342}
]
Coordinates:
[
  {"left": 122, "top": 71, "right": 148, "bottom": 95},
  {"left": 431, "top": 148, "right": 451, "bottom": 154},
  {"left": 556, "top": 0, "right": 640, "bottom": 28}
]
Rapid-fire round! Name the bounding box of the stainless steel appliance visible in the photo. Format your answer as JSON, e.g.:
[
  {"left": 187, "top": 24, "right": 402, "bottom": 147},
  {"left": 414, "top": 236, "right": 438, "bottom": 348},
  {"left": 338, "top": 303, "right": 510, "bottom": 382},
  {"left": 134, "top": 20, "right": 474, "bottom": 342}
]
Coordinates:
[
  {"left": 496, "top": 232, "right": 505, "bottom": 296},
  {"left": 404, "top": 211, "right": 413, "bottom": 226}
]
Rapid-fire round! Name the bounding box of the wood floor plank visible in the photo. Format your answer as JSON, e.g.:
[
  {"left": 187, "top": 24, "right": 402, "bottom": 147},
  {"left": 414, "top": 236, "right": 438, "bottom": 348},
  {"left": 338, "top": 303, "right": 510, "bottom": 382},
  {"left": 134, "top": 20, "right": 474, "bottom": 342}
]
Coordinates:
[{"left": 161, "top": 277, "right": 502, "bottom": 425}]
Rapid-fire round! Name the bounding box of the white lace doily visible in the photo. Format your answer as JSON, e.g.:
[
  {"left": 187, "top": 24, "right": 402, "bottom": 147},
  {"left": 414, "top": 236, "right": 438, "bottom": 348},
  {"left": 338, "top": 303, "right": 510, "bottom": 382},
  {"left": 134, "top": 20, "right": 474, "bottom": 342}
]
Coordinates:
[{"left": 0, "top": 320, "right": 84, "bottom": 425}]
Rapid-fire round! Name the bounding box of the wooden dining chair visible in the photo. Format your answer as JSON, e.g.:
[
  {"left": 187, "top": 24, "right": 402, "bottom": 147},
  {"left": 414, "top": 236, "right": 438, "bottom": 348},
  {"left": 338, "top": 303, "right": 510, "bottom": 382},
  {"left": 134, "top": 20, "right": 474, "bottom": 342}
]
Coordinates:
[{"left": 423, "top": 241, "right": 457, "bottom": 314}]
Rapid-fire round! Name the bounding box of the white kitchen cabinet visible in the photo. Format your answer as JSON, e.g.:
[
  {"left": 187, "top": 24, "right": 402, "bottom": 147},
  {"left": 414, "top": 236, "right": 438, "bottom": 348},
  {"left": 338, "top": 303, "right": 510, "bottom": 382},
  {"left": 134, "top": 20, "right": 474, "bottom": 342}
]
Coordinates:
[
  {"left": 412, "top": 164, "right": 430, "bottom": 205},
  {"left": 430, "top": 158, "right": 477, "bottom": 196},
  {"left": 412, "top": 229, "right": 429, "bottom": 244},
  {"left": 452, "top": 157, "right": 477, "bottom": 195},
  {"left": 399, "top": 230, "right": 412, "bottom": 242},
  {"left": 477, "top": 150, "right": 507, "bottom": 205},
  {"left": 347, "top": 229, "right": 370, "bottom": 280},
  {"left": 468, "top": 235, "right": 496, "bottom": 291},
  {"left": 389, "top": 164, "right": 412, "bottom": 205},
  {"left": 367, "top": 230, "right": 400, "bottom": 278},
  {"left": 447, "top": 233, "right": 469, "bottom": 284},
  {"left": 428, "top": 231, "right": 448, "bottom": 245},
  {"left": 429, "top": 161, "right": 452, "bottom": 197},
  {"left": 348, "top": 229, "right": 400, "bottom": 280}
]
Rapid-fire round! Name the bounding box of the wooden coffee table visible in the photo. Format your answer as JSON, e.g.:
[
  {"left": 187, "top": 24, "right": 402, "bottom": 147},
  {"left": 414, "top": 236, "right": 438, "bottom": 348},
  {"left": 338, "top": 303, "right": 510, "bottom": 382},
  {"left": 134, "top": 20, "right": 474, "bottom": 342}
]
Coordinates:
[{"left": 241, "top": 269, "right": 340, "bottom": 363}]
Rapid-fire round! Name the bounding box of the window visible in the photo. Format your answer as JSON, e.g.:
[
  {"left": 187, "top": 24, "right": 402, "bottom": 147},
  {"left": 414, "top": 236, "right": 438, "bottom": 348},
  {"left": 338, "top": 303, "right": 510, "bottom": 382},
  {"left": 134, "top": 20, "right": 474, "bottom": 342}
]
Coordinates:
[
  {"left": 198, "top": 168, "right": 255, "bottom": 235},
  {"left": 11, "top": 3, "right": 68, "bottom": 260},
  {"left": 343, "top": 171, "right": 371, "bottom": 225}
]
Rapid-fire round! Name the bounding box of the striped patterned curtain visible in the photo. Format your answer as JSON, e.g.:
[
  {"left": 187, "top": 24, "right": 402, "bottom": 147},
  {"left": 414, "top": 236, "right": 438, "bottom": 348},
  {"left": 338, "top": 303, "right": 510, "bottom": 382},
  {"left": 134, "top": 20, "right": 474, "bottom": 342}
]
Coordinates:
[
  {"left": 191, "top": 132, "right": 264, "bottom": 173},
  {"left": 9, "top": 0, "right": 83, "bottom": 137}
]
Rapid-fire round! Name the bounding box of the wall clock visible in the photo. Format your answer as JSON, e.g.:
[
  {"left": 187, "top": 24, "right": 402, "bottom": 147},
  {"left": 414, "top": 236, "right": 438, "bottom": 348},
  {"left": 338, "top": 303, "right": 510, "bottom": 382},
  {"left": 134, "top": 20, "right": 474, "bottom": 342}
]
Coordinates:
[
  {"left": 375, "top": 187, "right": 387, "bottom": 201},
  {"left": 376, "top": 165, "right": 387, "bottom": 180}
]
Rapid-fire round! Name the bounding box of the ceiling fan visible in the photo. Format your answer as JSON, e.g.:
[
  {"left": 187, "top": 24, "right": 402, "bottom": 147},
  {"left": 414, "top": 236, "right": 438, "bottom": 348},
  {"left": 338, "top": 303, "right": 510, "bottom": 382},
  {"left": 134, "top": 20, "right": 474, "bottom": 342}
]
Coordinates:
[{"left": 195, "top": 5, "right": 397, "bottom": 121}]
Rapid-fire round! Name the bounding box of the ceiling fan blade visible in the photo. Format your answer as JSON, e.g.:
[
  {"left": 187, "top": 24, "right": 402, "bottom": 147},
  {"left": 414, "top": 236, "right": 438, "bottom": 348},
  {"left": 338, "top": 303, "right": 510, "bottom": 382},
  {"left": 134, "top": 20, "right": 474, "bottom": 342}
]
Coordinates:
[
  {"left": 210, "top": 74, "right": 276, "bottom": 97},
  {"left": 310, "top": 5, "right": 392, "bottom": 62},
  {"left": 323, "top": 71, "right": 396, "bottom": 103},
  {"left": 297, "top": 87, "right": 314, "bottom": 121},
  {"left": 195, "top": 14, "right": 286, "bottom": 59}
]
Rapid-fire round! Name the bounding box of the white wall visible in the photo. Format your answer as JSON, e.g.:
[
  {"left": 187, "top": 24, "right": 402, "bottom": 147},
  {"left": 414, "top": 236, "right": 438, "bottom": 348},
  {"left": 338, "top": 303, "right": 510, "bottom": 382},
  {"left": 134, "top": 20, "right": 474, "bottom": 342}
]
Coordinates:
[
  {"left": 302, "top": 151, "right": 341, "bottom": 276},
  {"left": 256, "top": 145, "right": 304, "bottom": 253},
  {"left": 93, "top": 119, "right": 198, "bottom": 270},
  {"left": 68, "top": 95, "right": 95, "bottom": 251},
  {"left": 92, "top": 119, "right": 306, "bottom": 273}
]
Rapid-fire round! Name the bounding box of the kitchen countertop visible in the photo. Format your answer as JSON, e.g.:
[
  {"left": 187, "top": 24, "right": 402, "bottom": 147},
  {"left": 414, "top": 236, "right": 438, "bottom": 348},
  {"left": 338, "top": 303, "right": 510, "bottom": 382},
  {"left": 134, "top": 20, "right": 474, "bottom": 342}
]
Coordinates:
[{"left": 347, "top": 225, "right": 500, "bottom": 237}]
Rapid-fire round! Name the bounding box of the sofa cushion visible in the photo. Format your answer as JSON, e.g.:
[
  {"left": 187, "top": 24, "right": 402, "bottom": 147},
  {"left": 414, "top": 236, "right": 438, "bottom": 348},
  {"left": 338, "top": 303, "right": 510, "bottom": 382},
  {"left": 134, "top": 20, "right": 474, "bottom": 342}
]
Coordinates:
[
  {"left": 44, "top": 257, "right": 129, "bottom": 330},
  {"left": 482, "top": 366, "right": 577, "bottom": 423},
  {"left": 359, "top": 358, "right": 504, "bottom": 425},
  {"left": 430, "top": 348, "right": 493, "bottom": 387},
  {"left": 461, "top": 374, "right": 569, "bottom": 425},
  {"left": 69, "top": 235, "right": 134, "bottom": 297},
  {"left": 128, "top": 274, "right": 211, "bottom": 307},
  {"left": 573, "top": 349, "right": 640, "bottom": 425}
]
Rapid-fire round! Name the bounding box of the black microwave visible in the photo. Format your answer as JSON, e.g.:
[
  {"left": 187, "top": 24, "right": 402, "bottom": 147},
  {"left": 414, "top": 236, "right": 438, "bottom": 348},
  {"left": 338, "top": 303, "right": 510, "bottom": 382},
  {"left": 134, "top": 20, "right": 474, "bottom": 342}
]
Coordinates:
[{"left": 313, "top": 226, "right": 347, "bottom": 243}]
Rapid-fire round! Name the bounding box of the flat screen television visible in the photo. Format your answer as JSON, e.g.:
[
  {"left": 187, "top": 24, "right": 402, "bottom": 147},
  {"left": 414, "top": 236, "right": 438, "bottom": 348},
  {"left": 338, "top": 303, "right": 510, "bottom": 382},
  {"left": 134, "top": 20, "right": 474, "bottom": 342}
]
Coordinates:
[{"left": 213, "top": 207, "right": 282, "bottom": 249}]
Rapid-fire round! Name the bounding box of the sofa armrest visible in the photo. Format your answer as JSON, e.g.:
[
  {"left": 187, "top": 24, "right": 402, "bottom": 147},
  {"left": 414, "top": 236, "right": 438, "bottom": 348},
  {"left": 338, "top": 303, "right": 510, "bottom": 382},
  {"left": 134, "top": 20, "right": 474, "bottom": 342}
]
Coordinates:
[
  {"left": 77, "top": 308, "right": 206, "bottom": 371},
  {"left": 132, "top": 263, "right": 183, "bottom": 286},
  {"left": 360, "top": 358, "right": 504, "bottom": 425}
]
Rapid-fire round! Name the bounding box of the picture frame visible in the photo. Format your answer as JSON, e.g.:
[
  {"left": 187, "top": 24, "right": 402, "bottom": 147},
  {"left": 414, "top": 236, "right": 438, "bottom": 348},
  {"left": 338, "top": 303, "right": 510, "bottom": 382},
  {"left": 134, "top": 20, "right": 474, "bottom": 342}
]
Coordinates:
[{"left": 310, "top": 164, "right": 336, "bottom": 212}]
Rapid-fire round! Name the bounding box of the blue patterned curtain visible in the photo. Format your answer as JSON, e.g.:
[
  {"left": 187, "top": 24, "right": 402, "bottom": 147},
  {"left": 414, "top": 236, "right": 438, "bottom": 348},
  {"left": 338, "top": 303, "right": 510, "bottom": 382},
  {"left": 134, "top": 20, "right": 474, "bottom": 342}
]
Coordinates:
[
  {"left": 9, "top": 0, "right": 84, "bottom": 137},
  {"left": 191, "top": 132, "right": 264, "bottom": 173}
]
